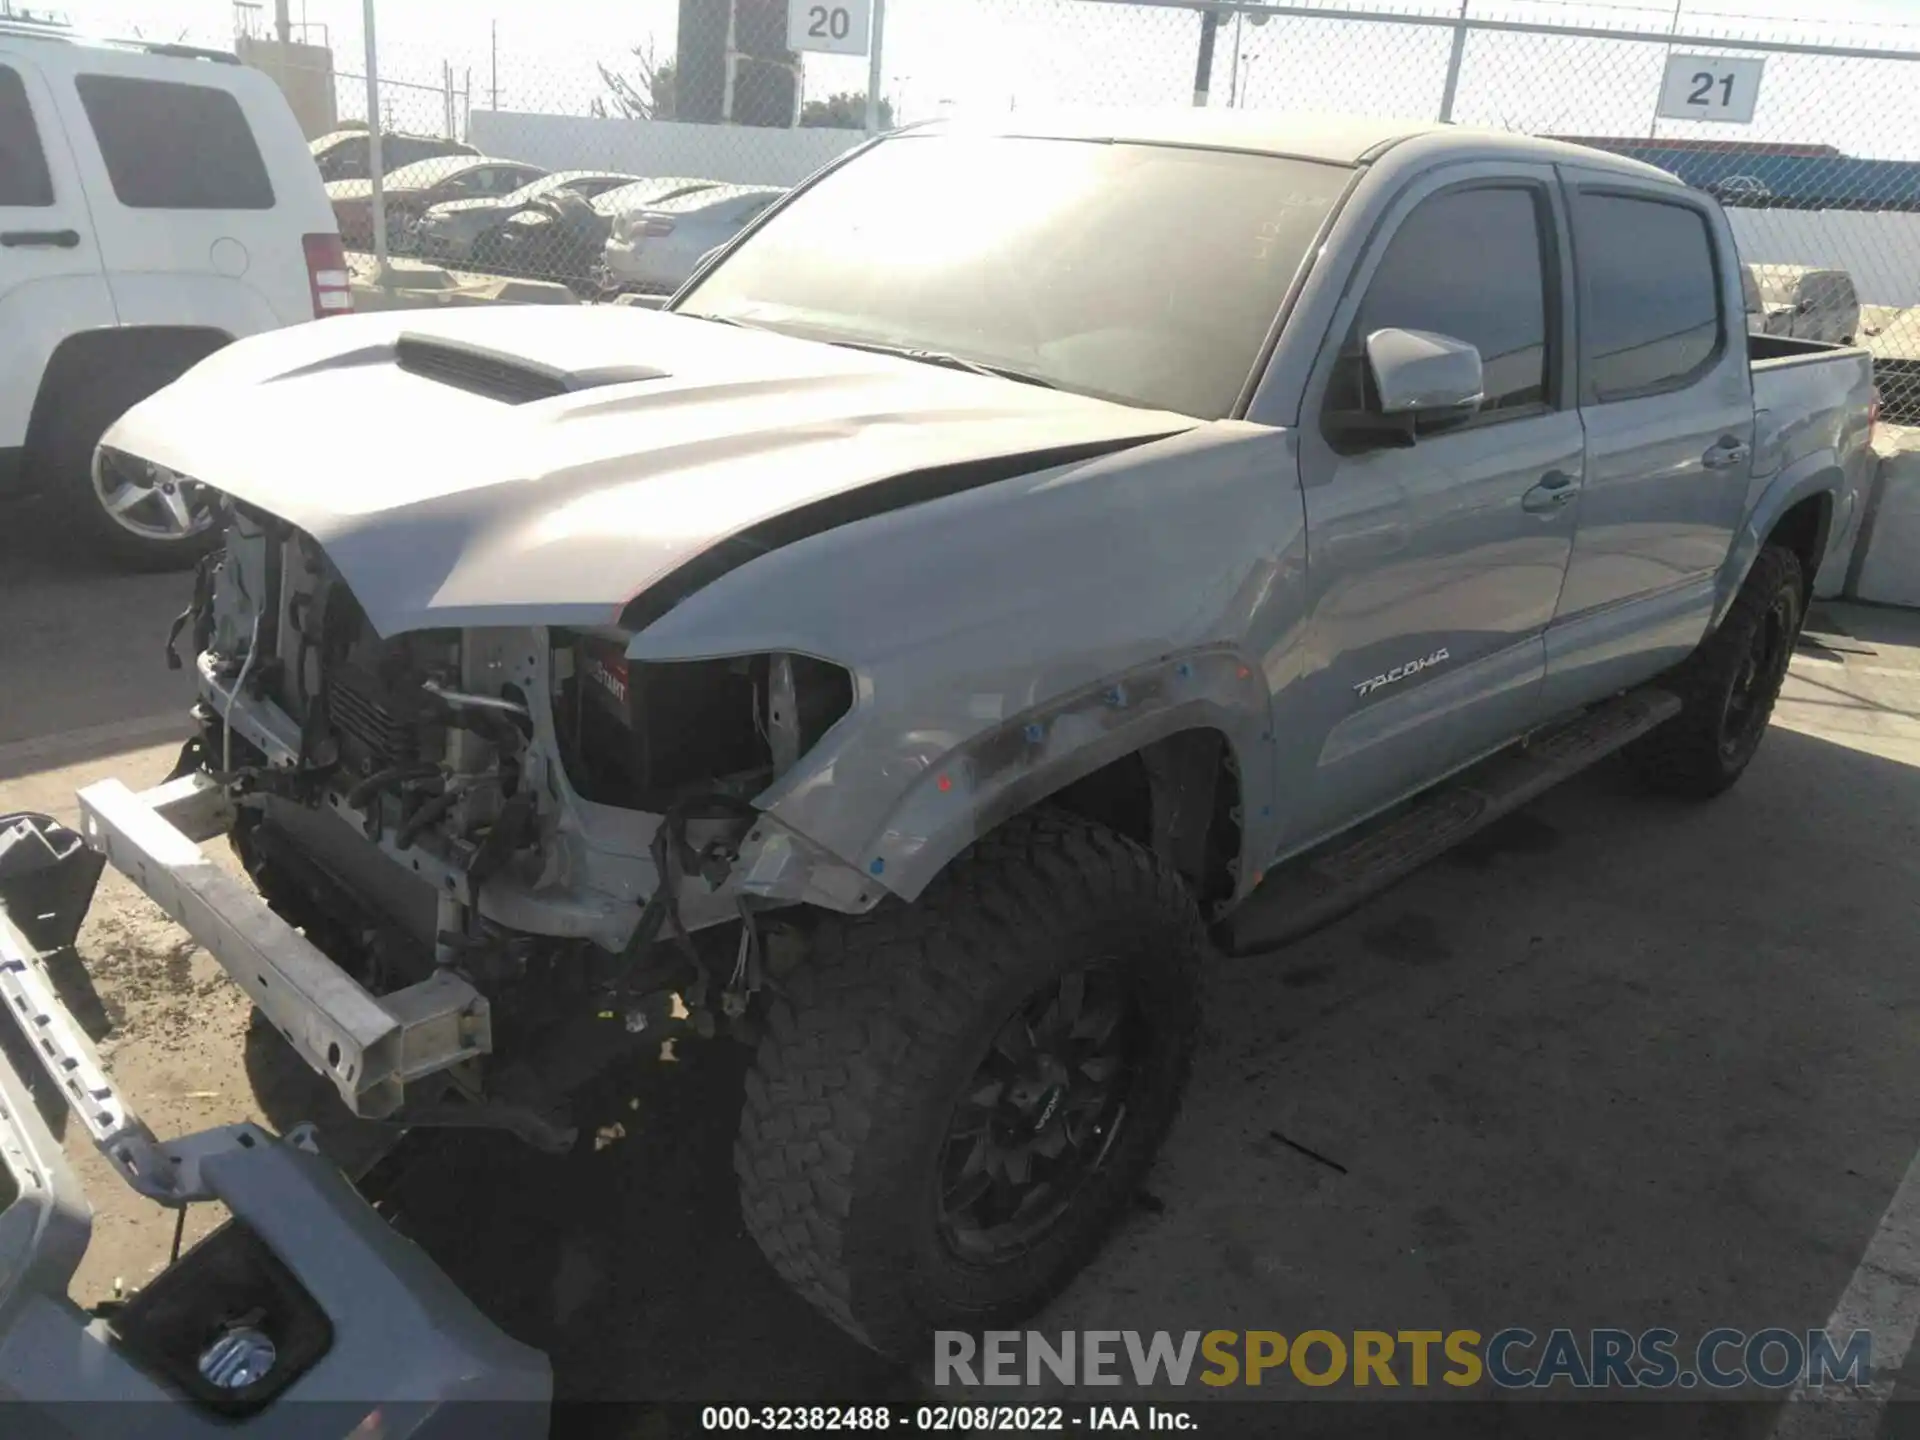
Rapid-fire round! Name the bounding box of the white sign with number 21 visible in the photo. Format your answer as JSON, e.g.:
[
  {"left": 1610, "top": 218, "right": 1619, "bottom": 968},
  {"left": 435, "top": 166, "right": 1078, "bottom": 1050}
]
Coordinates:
[
  {"left": 788, "top": 0, "right": 873, "bottom": 56},
  {"left": 1656, "top": 54, "right": 1765, "bottom": 124}
]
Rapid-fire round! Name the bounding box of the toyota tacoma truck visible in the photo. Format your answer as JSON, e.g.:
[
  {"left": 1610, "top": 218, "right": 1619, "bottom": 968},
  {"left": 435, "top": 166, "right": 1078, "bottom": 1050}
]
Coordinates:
[{"left": 74, "top": 112, "right": 1875, "bottom": 1362}]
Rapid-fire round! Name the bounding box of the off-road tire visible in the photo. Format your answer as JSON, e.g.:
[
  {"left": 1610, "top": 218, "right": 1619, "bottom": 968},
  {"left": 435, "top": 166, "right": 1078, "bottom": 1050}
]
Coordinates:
[
  {"left": 38, "top": 355, "right": 221, "bottom": 570},
  {"left": 1625, "top": 543, "right": 1804, "bottom": 799},
  {"left": 735, "top": 812, "right": 1205, "bottom": 1360}
]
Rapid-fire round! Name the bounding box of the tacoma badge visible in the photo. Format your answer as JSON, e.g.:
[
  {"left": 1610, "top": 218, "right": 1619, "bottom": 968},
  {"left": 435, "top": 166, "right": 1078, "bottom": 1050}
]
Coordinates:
[{"left": 1354, "top": 647, "right": 1451, "bottom": 698}]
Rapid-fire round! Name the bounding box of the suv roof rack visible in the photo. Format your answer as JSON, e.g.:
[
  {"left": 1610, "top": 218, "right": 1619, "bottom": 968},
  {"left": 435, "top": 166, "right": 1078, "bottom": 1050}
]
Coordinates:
[{"left": 0, "top": 19, "right": 240, "bottom": 63}]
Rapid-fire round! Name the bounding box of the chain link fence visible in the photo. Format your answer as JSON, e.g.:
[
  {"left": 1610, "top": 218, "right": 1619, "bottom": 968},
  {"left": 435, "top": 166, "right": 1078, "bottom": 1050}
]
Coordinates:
[{"left": 177, "top": 0, "right": 1920, "bottom": 416}]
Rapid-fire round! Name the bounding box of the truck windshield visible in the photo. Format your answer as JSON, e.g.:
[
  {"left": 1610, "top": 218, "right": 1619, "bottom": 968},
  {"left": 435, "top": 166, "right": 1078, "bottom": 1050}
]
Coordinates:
[{"left": 674, "top": 134, "right": 1351, "bottom": 419}]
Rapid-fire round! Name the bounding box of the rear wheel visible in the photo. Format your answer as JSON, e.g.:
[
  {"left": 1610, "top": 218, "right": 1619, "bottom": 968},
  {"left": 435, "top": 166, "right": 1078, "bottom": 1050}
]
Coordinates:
[
  {"left": 38, "top": 354, "right": 222, "bottom": 570},
  {"left": 1626, "top": 543, "right": 1804, "bottom": 798},
  {"left": 735, "top": 812, "right": 1204, "bottom": 1360}
]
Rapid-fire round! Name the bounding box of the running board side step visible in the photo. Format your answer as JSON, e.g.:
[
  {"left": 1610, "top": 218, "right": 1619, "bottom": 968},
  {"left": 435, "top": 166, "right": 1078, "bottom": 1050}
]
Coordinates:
[{"left": 1225, "top": 688, "right": 1681, "bottom": 955}]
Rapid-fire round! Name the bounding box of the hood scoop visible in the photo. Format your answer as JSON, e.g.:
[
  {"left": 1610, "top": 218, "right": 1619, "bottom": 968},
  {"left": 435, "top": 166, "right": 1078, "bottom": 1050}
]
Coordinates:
[{"left": 395, "top": 332, "right": 670, "bottom": 404}]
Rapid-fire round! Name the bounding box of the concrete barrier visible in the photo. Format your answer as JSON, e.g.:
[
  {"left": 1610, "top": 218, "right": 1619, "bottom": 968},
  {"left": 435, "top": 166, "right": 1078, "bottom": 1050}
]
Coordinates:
[
  {"left": 1850, "top": 424, "right": 1920, "bottom": 607},
  {"left": 347, "top": 257, "right": 579, "bottom": 313}
]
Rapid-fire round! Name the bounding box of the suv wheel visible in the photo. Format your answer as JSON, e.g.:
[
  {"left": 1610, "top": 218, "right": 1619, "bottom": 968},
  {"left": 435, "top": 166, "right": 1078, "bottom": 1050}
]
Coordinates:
[
  {"left": 735, "top": 812, "right": 1204, "bottom": 1360},
  {"left": 1626, "top": 543, "right": 1804, "bottom": 798},
  {"left": 40, "top": 354, "right": 222, "bottom": 570}
]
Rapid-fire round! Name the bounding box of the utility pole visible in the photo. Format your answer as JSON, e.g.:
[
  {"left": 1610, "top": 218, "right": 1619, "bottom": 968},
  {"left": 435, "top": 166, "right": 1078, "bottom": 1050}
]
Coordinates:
[
  {"left": 864, "top": 0, "right": 888, "bottom": 135},
  {"left": 1228, "top": 8, "right": 1242, "bottom": 107},
  {"left": 490, "top": 19, "right": 499, "bottom": 112},
  {"left": 1650, "top": 0, "right": 1682, "bottom": 139},
  {"left": 363, "top": 0, "right": 387, "bottom": 275},
  {"left": 1191, "top": 6, "right": 1219, "bottom": 107},
  {"left": 273, "top": 0, "right": 290, "bottom": 44},
  {"left": 1437, "top": 0, "right": 1468, "bottom": 122}
]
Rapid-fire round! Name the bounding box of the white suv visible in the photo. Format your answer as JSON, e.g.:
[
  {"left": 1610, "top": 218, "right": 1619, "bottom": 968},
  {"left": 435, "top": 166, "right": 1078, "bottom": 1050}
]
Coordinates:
[{"left": 0, "top": 22, "right": 347, "bottom": 567}]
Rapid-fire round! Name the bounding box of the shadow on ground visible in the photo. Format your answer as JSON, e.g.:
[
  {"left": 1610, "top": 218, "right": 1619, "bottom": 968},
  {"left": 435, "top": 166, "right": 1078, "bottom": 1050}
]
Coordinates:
[
  {"left": 234, "top": 717, "right": 1920, "bottom": 1438},
  {"left": 246, "top": 1021, "right": 911, "bottom": 1416},
  {"left": 0, "top": 498, "right": 199, "bottom": 759}
]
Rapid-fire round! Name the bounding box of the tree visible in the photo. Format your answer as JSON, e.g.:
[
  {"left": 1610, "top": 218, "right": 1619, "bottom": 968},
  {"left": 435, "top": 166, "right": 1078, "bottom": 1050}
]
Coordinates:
[
  {"left": 801, "top": 91, "right": 893, "bottom": 130},
  {"left": 592, "top": 42, "right": 677, "bottom": 120}
]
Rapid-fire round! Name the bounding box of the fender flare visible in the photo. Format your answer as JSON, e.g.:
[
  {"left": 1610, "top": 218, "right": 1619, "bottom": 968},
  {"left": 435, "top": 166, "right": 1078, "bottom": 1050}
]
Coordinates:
[
  {"left": 1710, "top": 451, "right": 1841, "bottom": 631},
  {"left": 821, "top": 649, "right": 1275, "bottom": 905}
]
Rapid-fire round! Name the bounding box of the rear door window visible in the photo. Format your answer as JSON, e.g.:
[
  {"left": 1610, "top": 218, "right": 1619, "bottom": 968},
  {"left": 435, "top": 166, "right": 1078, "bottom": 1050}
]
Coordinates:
[
  {"left": 1572, "top": 192, "right": 1722, "bottom": 402},
  {"left": 0, "top": 63, "right": 54, "bottom": 206},
  {"left": 74, "top": 74, "right": 274, "bottom": 210}
]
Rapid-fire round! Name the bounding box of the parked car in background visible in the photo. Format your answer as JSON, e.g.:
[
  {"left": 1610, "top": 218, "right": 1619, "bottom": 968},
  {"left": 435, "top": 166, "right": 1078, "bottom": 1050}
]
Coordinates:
[
  {"left": 416, "top": 169, "right": 640, "bottom": 267},
  {"left": 0, "top": 21, "right": 347, "bottom": 568},
  {"left": 1741, "top": 262, "right": 1766, "bottom": 332},
  {"left": 327, "top": 154, "right": 546, "bottom": 250},
  {"left": 1755, "top": 264, "right": 1860, "bottom": 345},
  {"left": 310, "top": 127, "right": 476, "bottom": 182},
  {"left": 600, "top": 183, "right": 786, "bottom": 295},
  {"left": 494, "top": 174, "right": 719, "bottom": 288},
  {"left": 1862, "top": 302, "right": 1920, "bottom": 426}
]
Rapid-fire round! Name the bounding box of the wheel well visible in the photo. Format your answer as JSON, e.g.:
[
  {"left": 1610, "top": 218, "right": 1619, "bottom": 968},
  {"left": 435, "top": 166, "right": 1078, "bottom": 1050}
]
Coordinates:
[
  {"left": 1047, "top": 728, "right": 1244, "bottom": 909},
  {"left": 1764, "top": 491, "right": 1832, "bottom": 603},
  {"left": 22, "top": 326, "right": 231, "bottom": 475}
]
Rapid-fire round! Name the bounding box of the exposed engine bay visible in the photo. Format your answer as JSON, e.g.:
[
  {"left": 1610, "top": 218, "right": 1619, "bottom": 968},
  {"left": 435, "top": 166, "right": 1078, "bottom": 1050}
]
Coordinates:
[{"left": 178, "top": 503, "right": 859, "bottom": 1147}]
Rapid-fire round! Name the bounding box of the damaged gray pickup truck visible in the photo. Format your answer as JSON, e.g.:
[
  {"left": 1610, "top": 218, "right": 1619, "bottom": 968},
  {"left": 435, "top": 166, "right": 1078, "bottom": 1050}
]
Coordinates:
[{"left": 80, "top": 112, "right": 1875, "bottom": 1362}]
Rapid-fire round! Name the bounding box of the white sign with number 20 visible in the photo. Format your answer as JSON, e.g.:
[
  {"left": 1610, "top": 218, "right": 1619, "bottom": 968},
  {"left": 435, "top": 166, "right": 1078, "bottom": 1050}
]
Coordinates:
[{"left": 788, "top": 0, "right": 873, "bottom": 56}]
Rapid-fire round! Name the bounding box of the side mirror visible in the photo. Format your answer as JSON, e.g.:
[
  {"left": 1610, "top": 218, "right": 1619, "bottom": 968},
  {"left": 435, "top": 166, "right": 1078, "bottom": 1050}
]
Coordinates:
[
  {"left": 1367, "top": 328, "right": 1485, "bottom": 420},
  {"left": 1328, "top": 328, "right": 1484, "bottom": 447}
]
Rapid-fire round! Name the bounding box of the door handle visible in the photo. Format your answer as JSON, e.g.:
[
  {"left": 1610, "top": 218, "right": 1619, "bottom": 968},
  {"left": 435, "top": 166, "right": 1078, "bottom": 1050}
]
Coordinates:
[
  {"left": 0, "top": 229, "right": 81, "bottom": 248},
  {"left": 1522, "top": 470, "right": 1580, "bottom": 515},
  {"left": 1701, "top": 438, "right": 1751, "bottom": 471}
]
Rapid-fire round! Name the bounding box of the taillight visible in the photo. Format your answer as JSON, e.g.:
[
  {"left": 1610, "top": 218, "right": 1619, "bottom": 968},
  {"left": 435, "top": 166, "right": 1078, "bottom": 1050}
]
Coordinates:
[{"left": 303, "top": 232, "right": 352, "bottom": 319}]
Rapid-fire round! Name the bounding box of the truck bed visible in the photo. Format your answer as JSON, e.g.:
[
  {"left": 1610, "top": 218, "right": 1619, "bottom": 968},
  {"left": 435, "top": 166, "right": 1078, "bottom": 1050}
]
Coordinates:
[{"left": 1747, "top": 331, "right": 1878, "bottom": 598}]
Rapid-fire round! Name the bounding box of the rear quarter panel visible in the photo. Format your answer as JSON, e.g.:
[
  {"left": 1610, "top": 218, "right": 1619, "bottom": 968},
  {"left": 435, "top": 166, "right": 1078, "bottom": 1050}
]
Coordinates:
[{"left": 1733, "top": 347, "right": 1876, "bottom": 607}]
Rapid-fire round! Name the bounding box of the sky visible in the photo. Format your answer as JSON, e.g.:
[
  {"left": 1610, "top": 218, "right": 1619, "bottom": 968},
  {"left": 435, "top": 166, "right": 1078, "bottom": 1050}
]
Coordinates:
[{"left": 35, "top": 0, "right": 1920, "bottom": 158}]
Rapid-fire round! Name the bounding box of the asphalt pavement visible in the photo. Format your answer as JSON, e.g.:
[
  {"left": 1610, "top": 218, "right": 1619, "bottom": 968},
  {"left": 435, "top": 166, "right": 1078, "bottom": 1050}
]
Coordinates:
[{"left": 8, "top": 508, "right": 1920, "bottom": 1436}]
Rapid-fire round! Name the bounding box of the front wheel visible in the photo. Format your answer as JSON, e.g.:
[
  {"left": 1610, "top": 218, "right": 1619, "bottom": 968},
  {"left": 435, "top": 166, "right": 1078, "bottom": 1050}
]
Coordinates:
[
  {"left": 735, "top": 812, "right": 1204, "bottom": 1360},
  {"left": 1626, "top": 543, "right": 1804, "bottom": 798}
]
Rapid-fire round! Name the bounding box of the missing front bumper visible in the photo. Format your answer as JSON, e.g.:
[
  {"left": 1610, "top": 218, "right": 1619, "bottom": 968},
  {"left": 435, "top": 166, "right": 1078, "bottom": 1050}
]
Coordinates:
[{"left": 71, "top": 772, "right": 491, "bottom": 1120}]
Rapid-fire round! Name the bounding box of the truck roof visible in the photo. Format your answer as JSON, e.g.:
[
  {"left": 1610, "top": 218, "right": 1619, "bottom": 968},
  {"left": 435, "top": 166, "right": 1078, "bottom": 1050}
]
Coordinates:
[
  {"left": 925, "top": 109, "right": 1682, "bottom": 184},
  {"left": 0, "top": 17, "right": 240, "bottom": 64}
]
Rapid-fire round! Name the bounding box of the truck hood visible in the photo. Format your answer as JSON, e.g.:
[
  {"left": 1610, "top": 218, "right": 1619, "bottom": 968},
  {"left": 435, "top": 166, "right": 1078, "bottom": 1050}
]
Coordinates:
[{"left": 104, "top": 307, "right": 1196, "bottom": 637}]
